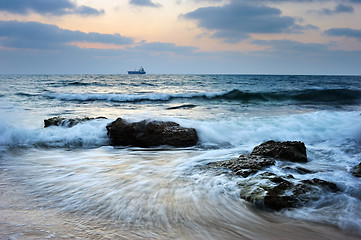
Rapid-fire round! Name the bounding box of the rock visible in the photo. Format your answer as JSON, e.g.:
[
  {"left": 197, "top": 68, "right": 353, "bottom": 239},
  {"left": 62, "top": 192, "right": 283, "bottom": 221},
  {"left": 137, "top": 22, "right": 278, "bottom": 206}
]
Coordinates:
[
  {"left": 238, "top": 173, "right": 339, "bottom": 211},
  {"left": 106, "top": 118, "right": 198, "bottom": 147},
  {"left": 44, "top": 116, "right": 107, "bottom": 128},
  {"left": 251, "top": 140, "right": 307, "bottom": 163},
  {"left": 301, "top": 178, "right": 339, "bottom": 193},
  {"left": 283, "top": 166, "right": 315, "bottom": 174},
  {"left": 351, "top": 162, "right": 361, "bottom": 177},
  {"left": 167, "top": 104, "right": 197, "bottom": 110},
  {"left": 207, "top": 140, "right": 339, "bottom": 211},
  {"left": 208, "top": 155, "right": 275, "bottom": 177}
]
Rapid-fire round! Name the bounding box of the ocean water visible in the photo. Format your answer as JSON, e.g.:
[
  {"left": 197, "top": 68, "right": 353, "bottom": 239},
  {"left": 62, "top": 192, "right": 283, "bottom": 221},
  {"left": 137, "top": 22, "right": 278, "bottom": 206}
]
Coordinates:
[{"left": 1, "top": 74, "right": 361, "bottom": 239}]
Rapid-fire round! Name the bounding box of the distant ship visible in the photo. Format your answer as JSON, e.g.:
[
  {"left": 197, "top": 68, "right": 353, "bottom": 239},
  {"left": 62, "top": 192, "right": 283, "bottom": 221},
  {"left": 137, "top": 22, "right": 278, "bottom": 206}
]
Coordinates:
[{"left": 128, "top": 67, "right": 146, "bottom": 74}]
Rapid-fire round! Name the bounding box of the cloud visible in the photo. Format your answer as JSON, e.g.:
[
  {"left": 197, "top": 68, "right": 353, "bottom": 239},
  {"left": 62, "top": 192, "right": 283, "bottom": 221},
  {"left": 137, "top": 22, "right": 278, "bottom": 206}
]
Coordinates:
[
  {"left": 0, "top": 21, "right": 134, "bottom": 50},
  {"left": 133, "top": 42, "right": 198, "bottom": 54},
  {"left": 0, "top": 0, "right": 104, "bottom": 16},
  {"left": 2, "top": 38, "right": 360, "bottom": 75},
  {"left": 181, "top": 1, "right": 302, "bottom": 43},
  {"left": 0, "top": 20, "right": 198, "bottom": 58},
  {"left": 316, "top": 4, "right": 354, "bottom": 15},
  {"left": 324, "top": 28, "right": 361, "bottom": 40},
  {"left": 129, "top": 0, "right": 161, "bottom": 8},
  {"left": 252, "top": 39, "right": 328, "bottom": 54}
]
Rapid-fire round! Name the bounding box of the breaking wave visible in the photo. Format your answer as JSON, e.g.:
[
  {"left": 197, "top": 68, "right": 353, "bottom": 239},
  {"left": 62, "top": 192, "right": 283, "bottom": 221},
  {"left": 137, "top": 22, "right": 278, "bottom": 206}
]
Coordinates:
[{"left": 41, "top": 89, "right": 361, "bottom": 105}]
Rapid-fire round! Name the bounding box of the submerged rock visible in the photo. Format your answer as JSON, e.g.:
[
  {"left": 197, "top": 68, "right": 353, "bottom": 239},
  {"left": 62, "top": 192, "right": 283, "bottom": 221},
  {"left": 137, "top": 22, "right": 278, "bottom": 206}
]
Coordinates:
[
  {"left": 44, "top": 116, "right": 107, "bottom": 128},
  {"left": 251, "top": 140, "right": 307, "bottom": 163},
  {"left": 106, "top": 118, "right": 198, "bottom": 147},
  {"left": 208, "top": 140, "right": 339, "bottom": 211},
  {"left": 351, "top": 162, "right": 361, "bottom": 177}
]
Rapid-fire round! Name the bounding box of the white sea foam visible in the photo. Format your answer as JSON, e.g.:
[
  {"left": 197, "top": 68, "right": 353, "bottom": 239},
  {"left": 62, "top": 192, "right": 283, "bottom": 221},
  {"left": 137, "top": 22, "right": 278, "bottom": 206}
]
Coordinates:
[
  {"left": 0, "top": 118, "right": 110, "bottom": 148},
  {"left": 44, "top": 91, "right": 223, "bottom": 102},
  {"left": 1, "top": 110, "right": 360, "bottom": 152},
  {"left": 193, "top": 110, "right": 361, "bottom": 149}
]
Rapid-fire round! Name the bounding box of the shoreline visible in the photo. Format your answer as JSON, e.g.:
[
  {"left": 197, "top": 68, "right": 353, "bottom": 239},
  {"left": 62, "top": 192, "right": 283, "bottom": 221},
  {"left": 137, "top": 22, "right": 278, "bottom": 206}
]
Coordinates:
[{"left": 1, "top": 175, "right": 360, "bottom": 240}]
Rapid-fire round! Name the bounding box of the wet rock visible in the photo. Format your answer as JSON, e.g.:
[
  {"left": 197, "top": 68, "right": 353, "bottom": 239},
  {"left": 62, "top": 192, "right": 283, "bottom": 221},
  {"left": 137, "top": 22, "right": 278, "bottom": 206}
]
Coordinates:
[
  {"left": 208, "top": 140, "right": 339, "bottom": 211},
  {"left": 208, "top": 155, "right": 275, "bottom": 177},
  {"left": 106, "top": 118, "right": 198, "bottom": 147},
  {"left": 301, "top": 178, "right": 339, "bottom": 193},
  {"left": 44, "top": 116, "right": 107, "bottom": 128},
  {"left": 283, "top": 166, "right": 315, "bottom": 174},
  {"left": 167, "top": 104, "right": 197, "bottom": 110},
  {"left": 251, "top": 140, "right": 307, "bottom": 163},
  {"left": 351, "top": 162, "right": 361, "bottom": 177},
  {"left": 238, "top": 173, "right": 339, "bottom": 211}
]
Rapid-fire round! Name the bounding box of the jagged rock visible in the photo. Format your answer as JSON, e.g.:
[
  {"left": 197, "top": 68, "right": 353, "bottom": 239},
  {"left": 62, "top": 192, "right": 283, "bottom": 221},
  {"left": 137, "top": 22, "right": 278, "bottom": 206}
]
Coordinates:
[
  {"left": 106, "top": 118, "right": 198, "bottom": 147},
  {"left": 238, "top": 173, "right": 339, "bottom": 210},
  {"left": 208, "top": 155, "right": 275, "bottom": 177},
  {"left": 351, "top": 162, "right": 361, "bottom": 177},
  {"left": 44, "top": 116, "right": 107, "bottom": 128},
  {"left": 251, "top": 140, "right": 307, "bottom": 163}
]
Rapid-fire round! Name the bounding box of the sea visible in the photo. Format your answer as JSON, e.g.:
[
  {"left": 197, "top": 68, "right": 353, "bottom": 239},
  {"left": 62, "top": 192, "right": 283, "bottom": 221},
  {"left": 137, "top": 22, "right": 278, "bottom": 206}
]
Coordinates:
[{"left": 1, "top": 74, "right": 361, "bottom": 239}]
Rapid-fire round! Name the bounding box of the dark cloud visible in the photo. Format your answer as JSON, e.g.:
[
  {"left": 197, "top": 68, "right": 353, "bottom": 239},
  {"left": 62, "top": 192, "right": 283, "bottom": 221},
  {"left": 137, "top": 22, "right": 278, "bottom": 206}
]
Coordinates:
[
  {"left": 318, "top": 4, "right": 354, "bottom": 15},
  {"left": 0, "top": 0, "right": 104, "bottom": 16},
  {"left": 181, "top": 1, "right": 303, "bottom": 43},
  {"left": 129, "top": 0, "right": 161, "bottom": 8},
  {"left": 324, "top": 28, "right": 361, "bottom": 40},
  {"left": 0, "top": 21, "right": 134, "bottom": 50}
]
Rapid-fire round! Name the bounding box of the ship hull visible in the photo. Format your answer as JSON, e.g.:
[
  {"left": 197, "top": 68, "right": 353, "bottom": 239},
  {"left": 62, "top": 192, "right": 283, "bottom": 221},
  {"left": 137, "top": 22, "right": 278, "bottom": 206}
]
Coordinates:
[{"left": 128, "top": 71, "right": 146, "bottom": 74}]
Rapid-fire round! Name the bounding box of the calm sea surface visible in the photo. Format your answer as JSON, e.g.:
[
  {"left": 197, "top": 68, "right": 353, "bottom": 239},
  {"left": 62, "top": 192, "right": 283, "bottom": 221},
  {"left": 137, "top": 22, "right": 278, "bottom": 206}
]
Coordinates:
[{"left": 1, "top": 74, "right": 361, "bottom": 239}]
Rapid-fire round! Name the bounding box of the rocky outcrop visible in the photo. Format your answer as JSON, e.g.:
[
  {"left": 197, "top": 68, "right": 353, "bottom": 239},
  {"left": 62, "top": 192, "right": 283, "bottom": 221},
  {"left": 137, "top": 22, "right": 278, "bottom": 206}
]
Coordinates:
[
  {"left": 251, "top": 140, "right": 307, "bottom": 163},
  {"left": 208, "top": 141, "right": 339, "bottom": 211},
  {"left": 106, "top": 118, "right": 198, "bottom": 147},
  {"left": 44, "top": 116, "right": 107, "bottom": 128}
]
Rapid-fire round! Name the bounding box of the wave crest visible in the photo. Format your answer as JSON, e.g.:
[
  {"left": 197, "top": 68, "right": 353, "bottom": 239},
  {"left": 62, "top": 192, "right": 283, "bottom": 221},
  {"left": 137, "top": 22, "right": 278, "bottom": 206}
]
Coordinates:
[{"left": 41, "top": 88, "right": 361, "bottom": 105}]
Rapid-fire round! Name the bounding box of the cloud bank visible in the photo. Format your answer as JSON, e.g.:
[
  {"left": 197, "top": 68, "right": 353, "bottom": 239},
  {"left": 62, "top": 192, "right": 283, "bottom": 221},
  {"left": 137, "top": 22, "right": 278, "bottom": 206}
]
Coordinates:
[
  {"left": 0, "top": 0, "right": 104, "bottom": 16},
  {"left": 0, "top": 21, "right": 133, "bottom": 49}
]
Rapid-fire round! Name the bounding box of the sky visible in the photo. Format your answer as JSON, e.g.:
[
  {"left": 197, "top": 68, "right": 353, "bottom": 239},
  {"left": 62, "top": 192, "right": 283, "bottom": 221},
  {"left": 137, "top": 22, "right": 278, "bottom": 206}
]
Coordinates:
[{"left": 0, "top": 0, "right": 361, "bottom": 74}]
